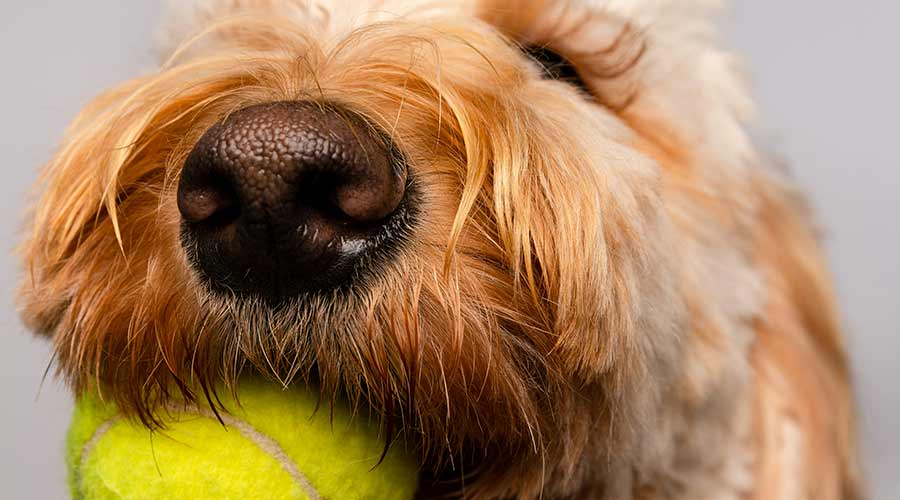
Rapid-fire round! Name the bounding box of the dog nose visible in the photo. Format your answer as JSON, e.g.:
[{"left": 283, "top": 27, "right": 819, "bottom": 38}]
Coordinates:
[{"left": 177, "top": 101, "right": 407, "bottom": 298}]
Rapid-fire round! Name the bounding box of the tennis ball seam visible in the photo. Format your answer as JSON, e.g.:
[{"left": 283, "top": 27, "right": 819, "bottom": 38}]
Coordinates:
[
  {"left": 79, "top": 406, "right": 323, "bottom": 500},
  {"left": 77, "top": 418, "right": 117, "bottom": 500}
]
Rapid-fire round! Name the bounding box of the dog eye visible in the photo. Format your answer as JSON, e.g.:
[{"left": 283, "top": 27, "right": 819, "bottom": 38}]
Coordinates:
[{"left": 523, "top": 45, "right": 590, "bottom": 94}]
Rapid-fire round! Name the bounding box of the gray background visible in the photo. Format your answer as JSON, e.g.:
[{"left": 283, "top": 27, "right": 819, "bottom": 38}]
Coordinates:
[{"left": 0, "top": 1, "right": 896, "bottom": 498}]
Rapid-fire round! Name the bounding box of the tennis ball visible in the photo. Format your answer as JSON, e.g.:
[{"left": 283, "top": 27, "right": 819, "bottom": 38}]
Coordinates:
[{"left": 66, "top": 379, "right": 418, "bottom": 499}]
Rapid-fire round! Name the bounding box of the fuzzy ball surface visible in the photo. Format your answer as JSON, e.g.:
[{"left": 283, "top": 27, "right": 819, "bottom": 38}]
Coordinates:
[{"left": 66, "top": 379, "right": 418, "bottom": 499}]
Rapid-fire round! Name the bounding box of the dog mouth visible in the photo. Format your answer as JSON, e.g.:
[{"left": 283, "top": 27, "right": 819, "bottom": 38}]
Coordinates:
[{"left": 177, "top": 101, "right": 417, "bottom": 302}]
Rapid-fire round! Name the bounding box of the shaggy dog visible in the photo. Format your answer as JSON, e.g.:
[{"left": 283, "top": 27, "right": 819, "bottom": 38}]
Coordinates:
[{"left": 19, "top": 0, "right": 862, "bottom": 498}]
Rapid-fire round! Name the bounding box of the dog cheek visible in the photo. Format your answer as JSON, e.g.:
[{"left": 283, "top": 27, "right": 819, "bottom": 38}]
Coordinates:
[{"left": 481, "top": 94, "right": 678, "bottom": 383}]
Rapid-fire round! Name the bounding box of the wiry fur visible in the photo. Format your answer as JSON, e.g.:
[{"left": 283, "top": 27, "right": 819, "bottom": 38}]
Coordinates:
[{"left": 19, "top": 0, "right": 862, "bottom": 498}]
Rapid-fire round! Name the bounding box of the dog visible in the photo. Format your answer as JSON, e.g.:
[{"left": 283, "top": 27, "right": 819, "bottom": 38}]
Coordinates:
[{"left": 18, "top": 0, "right": 862, "bottom": 498}]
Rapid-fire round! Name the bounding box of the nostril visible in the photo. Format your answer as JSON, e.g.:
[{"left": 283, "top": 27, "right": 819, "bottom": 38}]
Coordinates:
[
  {"left": 294, "top": 161, "right": 406, "bottom": 227},
  {"left": 332, "top": 162, "right": 406, "bottom": 223},
  {"left": 295, "top": 172, "right": 347, "bottom": 220},
  {"left": 177, "top": 175, "right": 240, "bottom": 227}
]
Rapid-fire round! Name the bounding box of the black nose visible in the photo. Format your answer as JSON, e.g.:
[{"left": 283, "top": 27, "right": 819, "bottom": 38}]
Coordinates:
[{"left": 177, "top": 101, "right": 409, "bottom": 298}]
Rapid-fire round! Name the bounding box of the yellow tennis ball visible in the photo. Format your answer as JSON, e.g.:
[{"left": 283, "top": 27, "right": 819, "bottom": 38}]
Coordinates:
[{"left": 66, "top": 379, "right": 418, "bottom": 499}]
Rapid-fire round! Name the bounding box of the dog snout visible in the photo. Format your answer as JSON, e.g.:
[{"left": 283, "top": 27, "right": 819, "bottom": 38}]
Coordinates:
[{"left": 177, "top": 101, "right": 408, "bottom": 299}]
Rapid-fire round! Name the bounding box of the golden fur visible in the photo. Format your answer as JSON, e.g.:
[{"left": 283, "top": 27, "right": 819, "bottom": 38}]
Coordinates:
[{"left": 18, "top": 0, "right": 861, "bottom": 498}]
